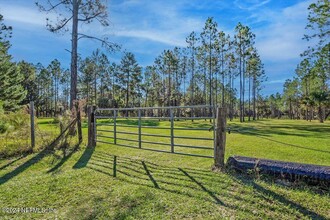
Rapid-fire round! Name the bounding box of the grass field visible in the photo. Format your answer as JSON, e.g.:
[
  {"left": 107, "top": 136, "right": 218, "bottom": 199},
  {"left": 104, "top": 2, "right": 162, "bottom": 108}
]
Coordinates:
[{"left": 0, "top": 118, "right": 329, "bottom": 219}]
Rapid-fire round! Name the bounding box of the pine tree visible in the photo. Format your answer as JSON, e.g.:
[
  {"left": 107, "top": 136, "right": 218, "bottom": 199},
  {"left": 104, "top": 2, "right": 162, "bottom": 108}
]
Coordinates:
[
  {"left": 0, "top": 43, "right": 26, "bottom": 111},
  {"left": 118, "top": 52, "right": 142, "bottom": 108}
]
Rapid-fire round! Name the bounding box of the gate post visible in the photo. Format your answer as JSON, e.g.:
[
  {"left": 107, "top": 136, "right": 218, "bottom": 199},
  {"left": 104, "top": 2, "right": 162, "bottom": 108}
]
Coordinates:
[
  {"left": 138, "top": 109, "right": 142, "bottom": 148},
  {"left": 214, "top": 107, "right": 226, "bottom": 168},
  {"left": 170, "top": 108, "right": 174, "bottom": 153},
  {"left": 113, "top": 110, "right": 117, "bottom": 144},
  {"left": 87, "top": 105, "right": 96, "bottom": 147},
  {"left": 30, "top": 101, "right": 35, "bottom": 149}
]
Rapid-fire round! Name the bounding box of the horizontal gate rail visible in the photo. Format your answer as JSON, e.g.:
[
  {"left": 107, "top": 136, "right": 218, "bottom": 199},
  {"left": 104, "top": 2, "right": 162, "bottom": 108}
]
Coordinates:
[
  {"left": 97, "top": 129, "right": 114, "bottom": 133},
  {"left": 116, "top": 137, "right": 138, "bottom": 142},
  {"left": 173, "top": 127, "right": 209, "bottom": 131},
  {"left": 94, "top": 105, "right": 216, "bottom": 159},
  {"left": 96, "top": 105, "right": 212, "bottom": 111},
  {"left": 173, "top": 135, "right": 213, "bottom": 141},
  {"left": 140, "top": 133, "right": 170, "bottom": 138},
  {"left": 174, "top": 144, "right": 213, "bottom": 150},
  {"left": 140, "top": 140, "right": 171, "bottom": 146},
  {"left": 97, "top": 134, "right": 114, "bottom": 139},
  {"left": 117, "top": 131, "right": 138, "bottom": 135},
  {"left": 140, "top": 126, "right": 169, "bottom": 129},
  {"left": 95, "top": 116, "right": 214, "bottom": 120}
]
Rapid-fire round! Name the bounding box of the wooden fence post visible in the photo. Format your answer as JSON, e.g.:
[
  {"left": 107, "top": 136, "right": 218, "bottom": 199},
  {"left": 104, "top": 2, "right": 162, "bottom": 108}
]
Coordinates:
[
  {"left": 113, "top": 110, "right": 117, "bottom": 144},
  {"left": 170, "top": 108, "right": 174, "bottom": 153},
  {"left": 88, "top": 105, "right": 96, "bottom": 147},
  {"left": 30, "top": 101, "right": 35, "bottom": 149},
  {"left": 77, "top": 104, "right": 82, "bottom": 144},
  {"left": 138, "top": 109, "right": 142, "bottom": 148},
  {"left": 214, "top": 107, "right": 226, "bottom": 168}
]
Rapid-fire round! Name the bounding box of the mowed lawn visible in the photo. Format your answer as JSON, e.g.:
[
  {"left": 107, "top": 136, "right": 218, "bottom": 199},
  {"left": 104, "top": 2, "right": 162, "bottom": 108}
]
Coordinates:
[{"left": 0, "top": 119, "right": 329, "bottom": 219}]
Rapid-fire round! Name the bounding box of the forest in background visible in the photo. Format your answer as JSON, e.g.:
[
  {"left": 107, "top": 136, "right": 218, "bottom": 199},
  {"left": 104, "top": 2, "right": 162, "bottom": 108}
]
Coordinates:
[{"left": 0, "top": 0, "right": 329, "bottom": 124}]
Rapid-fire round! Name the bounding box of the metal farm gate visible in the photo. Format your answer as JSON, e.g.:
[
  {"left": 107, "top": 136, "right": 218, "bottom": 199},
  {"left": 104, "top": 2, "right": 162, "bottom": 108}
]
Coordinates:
[{"left": 87, "top": 105, "right": 226, "bottom": 166}]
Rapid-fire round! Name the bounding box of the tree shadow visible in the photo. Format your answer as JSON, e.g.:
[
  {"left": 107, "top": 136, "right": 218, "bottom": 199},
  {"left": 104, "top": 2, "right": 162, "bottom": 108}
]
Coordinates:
[
  {"left": 229, "top": 122, "right": 330, "bottom": 139},
  {"left": 228, "top": 124, "right": 330, "bottom": 154},
  {"left": 231, "top": 175, "right": 328, "bottom": 220},
  {"left": 250, "top": 135, "right": 330, "bottom": 154}
]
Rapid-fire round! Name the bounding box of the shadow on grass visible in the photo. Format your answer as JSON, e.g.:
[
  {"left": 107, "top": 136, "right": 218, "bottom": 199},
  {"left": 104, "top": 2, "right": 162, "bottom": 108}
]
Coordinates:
[
  {"left": 83, "top": 152, "right": 328, "bottom": 219},
  {"left": 252, "top": 134, "right": 330, "bottom": 154},
  {"left": 47, "top": 142, "right": 81, "bottom": 173},
  {"left": 72, "top": 146, "right": 95, "bottom": 169},
  {"left": 0, "top": 147, "right": 53, "bottom": 185},
  {"left": 0, "top": 120, "right": 78, "bottom": 185},
  {"left": 229, "top": 122, "right": 330, "bottom": 139},
  {"left": 0, "top": 155, "right": 27, "bottom": 171},
  {"left": 179, "top": 168, "right": 224, "bottom": 205},
  {"left": 228, "top": 124, "right": 330, "bottom": 154},
  {"left": 231, "top": 175, "right": 328, "bottom": 220}
]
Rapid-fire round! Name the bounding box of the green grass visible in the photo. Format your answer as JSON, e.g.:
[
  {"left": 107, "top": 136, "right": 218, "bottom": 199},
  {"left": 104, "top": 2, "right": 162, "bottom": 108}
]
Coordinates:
[
  {"left": 0, "top": 119, "right": 329, "bottom": 219},
  {"left": 0, "top": 118, "right": 60, "bottom": 158},
  {"left": 97, "top": 118, "right": 330, "bottom": 166}
]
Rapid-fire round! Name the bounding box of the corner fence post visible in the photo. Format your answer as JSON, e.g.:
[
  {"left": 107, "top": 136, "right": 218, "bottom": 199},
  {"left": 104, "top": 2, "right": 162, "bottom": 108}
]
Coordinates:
[
  {"left": 170, "top": 108, "right": 174, "bottom": 153},
  {"left": 214, "top": 107, "right": 226, "bottom": 168},
  {"left": 114, "top": 110, "right": 117, "bottom": 144},
  {"left": 138, "top": 109, "right": 142, "bottom": 148},
  {"left": 87, "top": 105, "right": 96, "bottom": 147},
  {"left": 30, "top": 101, "right": 35, "bottom": 149}
]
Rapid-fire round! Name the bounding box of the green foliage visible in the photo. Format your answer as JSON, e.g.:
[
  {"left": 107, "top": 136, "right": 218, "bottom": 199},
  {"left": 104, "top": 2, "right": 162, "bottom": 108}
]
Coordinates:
[
  {"left": 18, "top": 61, "right": 37, "bottom": 104},
  {"left": 0, "top": 119, "right": 329, "bottom": 219},
  {"left": 0, "top": 39, "right": 26, "bottom": 112},
  {"left": 6, "top": 110, "right": 29, "bottom": 129},
  {"left": 53, "top": 110, "right": 72, "bottom": 129}
]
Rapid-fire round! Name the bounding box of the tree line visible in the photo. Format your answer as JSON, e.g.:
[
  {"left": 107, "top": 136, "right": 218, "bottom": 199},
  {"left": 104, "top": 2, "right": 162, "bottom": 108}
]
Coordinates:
[
  {"left": 266, "top": 0, "right": 329, "bottom": 123},
  {"left": 1, "top": 0, "right": 328, "bottom": 123},
  {"left": 0, "top": 14, "right": 267, "bottom": 121}
]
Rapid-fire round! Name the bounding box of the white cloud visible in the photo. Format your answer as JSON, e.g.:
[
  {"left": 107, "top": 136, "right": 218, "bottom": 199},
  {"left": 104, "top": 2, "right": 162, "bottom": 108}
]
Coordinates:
[
  {"left": 234, "top": 0, "right": 271, "bottom": 11},
  {"left": 0, "top": 4, "right": 56, "bottom": 27},
  {"left": 254, "top": 0, "right": 314, "bottom": 61},
  {"left": 265, "top": 79, "right": 286, "bottom": 84},
  {"left": 115, "top": 30, "right": 185, "bottom": 47}
]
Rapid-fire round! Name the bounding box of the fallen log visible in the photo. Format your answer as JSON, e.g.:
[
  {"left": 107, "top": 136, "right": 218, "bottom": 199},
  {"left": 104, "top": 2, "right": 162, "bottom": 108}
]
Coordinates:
[{"left": 227, "top": 156, "right": 330, "bottom": 181}]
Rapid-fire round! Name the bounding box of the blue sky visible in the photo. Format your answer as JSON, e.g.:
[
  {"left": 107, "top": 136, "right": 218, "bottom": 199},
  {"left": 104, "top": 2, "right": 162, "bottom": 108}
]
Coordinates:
[{"left": 0, "top": 0, "right": 316, "bottom": 95}]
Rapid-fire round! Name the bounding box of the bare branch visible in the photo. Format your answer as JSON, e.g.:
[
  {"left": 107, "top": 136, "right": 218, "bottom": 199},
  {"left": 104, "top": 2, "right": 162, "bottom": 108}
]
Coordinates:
[
  {"left": 47, "top": 16, "right": 73, "bottom": 33},
  {"left": 77, "top": 33, "right": 121, "bottom": 52},
  {"left": 78, "top": 11, "right": 103, "bottom": 22},
  {"left": 36, "top": 0, "right": 68, "bottom": 12}
]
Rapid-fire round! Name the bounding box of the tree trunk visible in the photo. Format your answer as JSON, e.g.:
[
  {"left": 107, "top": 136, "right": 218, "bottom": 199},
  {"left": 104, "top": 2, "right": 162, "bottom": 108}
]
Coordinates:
[
  {"left": 242, "top": 58, "right": 245, "bottom": 122},
  {"left": 248, "top": 75, "right": 251, "bottom": 121},
  {"left": 70, "top": 0, "right": 81, "bottom": 138},
  {"left": 70, "top": 0, "right": 78, "bottom": 111},
  {"left": 239, "top": 56, "right": 242, "bottom": 122}
]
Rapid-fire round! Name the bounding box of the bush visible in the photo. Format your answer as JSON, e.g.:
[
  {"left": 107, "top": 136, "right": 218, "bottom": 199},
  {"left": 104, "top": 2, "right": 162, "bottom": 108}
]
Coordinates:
[
  {"left": 0, "top": 108, "right": 31, "bottom": 158},
  {"left": 53, "top": 110, "right": 72, "bottom": 130},
  {"left": 0, "top": 121, "right": 9, "bottom": 134},
  {"left": 6, "top": 110, "right": 29, "bottom": 130}
]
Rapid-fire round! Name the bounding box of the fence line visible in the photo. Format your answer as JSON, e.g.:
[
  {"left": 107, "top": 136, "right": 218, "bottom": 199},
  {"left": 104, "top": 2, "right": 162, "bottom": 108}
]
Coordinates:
[{"left": 88, "top": 105, "right": 227, "bottom": 168}]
